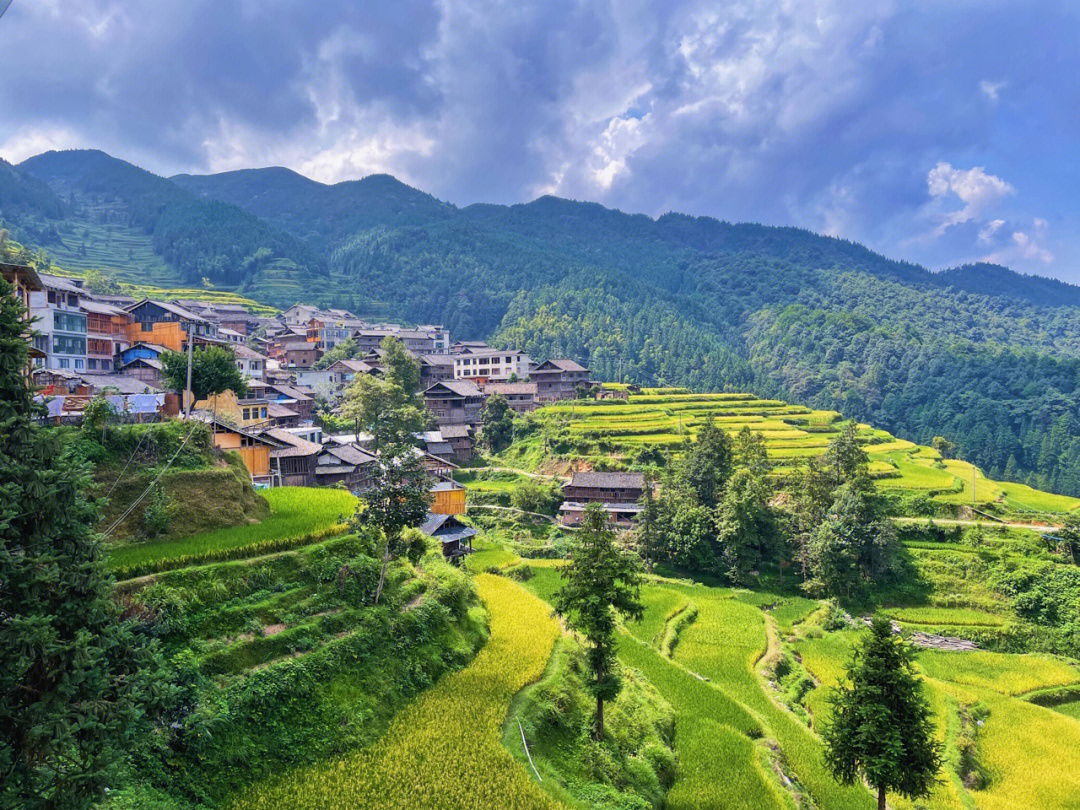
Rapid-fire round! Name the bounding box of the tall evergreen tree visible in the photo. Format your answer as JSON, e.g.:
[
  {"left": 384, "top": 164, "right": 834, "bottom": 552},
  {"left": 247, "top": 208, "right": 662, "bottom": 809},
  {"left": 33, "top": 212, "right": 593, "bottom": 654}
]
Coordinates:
[
  {"left": 555, "top": 504, "right": 643, "bottom": 741},
  {"left": 0, "top": 280, "right": 167, "bottom": 809},
  {"left": 675, "top": 414, "right": 733, "bottom": 508},
  {"left": 823, "top": 617, "right": 942, "bottom": 810}
]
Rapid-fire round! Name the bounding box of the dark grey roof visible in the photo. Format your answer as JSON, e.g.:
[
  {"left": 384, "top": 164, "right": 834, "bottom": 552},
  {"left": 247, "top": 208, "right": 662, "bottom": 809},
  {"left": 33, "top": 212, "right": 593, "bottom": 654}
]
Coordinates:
[
  {"left": 424, "top": 379, "right": 483, "bottom": 398},
  {"left": 419, "top": 512, "right": 478, "bottom": 544},
  {"left": 322, "top": 444, "right": 377, "bottom": 465},
  {"left": 438, "top": 424, "right": 473, "bottom": 439},
  {"left": 536, "top": 358, "right": 588, "bottom": 372},
  {"left": 483, "top": 382, "right": 537, "bottom": 395},
  {"left": 566, "top": 471, "right": 645, "bottom": 489}
]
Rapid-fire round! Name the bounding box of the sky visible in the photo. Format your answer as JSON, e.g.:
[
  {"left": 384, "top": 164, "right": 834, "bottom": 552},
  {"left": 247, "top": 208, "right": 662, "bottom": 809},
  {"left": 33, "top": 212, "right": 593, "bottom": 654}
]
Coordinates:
[{"left": 1, "top": 1, "right": 1078, "bottom": 280}]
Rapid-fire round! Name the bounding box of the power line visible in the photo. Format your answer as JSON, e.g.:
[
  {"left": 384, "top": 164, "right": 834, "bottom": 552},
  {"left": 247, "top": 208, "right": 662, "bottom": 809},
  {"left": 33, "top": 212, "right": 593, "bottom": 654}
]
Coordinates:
[{"left": 101, "top": 421, "right": 200, "bottom": 538}]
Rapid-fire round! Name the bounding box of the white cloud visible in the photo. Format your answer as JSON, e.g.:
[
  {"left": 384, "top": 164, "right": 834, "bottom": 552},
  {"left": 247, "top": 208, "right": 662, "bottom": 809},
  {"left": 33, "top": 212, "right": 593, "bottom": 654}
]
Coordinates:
[
  {"left": 981, "top": 217, "right": 1054, "bottom": 265},
  {"left": 927, "top": 162, "right": 1014, "bottom": 234},
  {"left": 0, "top": 127, "right": 84, "bottom": 163},
  {"left": 979, "top": 79, "right": 1006, "bottom": 103},
  {"left": 977, "top": 218, "right": 1006, "bottom": 244}
]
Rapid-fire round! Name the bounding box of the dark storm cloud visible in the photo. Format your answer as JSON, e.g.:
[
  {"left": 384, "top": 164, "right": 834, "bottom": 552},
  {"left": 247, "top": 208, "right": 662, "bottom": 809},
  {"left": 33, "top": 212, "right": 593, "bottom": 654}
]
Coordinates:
[{"left": 1, "top": 0, "right": 1078, "bottom": 279}]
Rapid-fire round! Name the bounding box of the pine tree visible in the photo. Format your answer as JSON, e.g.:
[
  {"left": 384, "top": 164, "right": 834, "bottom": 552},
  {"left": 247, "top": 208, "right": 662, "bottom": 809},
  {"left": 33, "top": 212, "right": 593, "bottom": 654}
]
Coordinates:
[
  {"left": 823, "top": 617, "right": 942, "bottom": 810},
  {"left": 555, "top": 504, "right": 643, "bottom": 740},
  {"left": 0, "top": 280, "right": 167, "bottom": 809}
]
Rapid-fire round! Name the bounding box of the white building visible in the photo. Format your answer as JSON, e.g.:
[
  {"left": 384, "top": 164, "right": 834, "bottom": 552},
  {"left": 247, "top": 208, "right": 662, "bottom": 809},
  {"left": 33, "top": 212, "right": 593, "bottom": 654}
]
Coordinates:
[
  {"left": 233, "top": 344, "right": 269, "bottom": 382},
  {"left": 29, "top": 274, "right": 87, "bottom": 371},
  {"left": 452, "top": 348, "right": 532, "bottom": 383}
]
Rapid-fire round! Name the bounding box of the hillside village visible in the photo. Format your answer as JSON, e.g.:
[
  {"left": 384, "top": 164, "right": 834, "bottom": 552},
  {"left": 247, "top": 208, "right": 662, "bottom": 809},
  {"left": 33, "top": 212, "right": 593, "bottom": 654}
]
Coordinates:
[{"left": 2, "top": 258, "right": 622, "bottom": 543}]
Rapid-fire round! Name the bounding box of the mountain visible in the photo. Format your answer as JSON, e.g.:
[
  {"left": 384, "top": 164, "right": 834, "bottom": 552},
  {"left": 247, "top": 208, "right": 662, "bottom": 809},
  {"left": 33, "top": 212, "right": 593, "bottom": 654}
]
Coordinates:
[
  {"left": 171, "top": 167, "right": 455, "bottom": 246},
  {"left": 6, "top": 148, "right": 1080, "bottom": 495},
  {"left": 14, "top": 150, "right": 327, "bottom": 294}
]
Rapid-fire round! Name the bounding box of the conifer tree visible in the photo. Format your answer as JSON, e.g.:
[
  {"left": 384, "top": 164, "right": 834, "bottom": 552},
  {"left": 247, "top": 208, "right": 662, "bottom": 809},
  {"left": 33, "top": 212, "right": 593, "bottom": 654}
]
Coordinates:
[
  {"left": 555, "top": 504, "right": 643, "bottom": 740},
  {"left": 823, "top": 617, "right": 941, "bottom": 810},
  {"left": 0, "top": 280, "right": 166, "bottom": 809}
]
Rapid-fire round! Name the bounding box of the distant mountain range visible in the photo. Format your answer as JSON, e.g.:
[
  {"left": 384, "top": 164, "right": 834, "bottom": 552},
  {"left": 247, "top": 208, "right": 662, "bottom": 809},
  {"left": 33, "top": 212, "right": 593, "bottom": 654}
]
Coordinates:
[{"left": 4, "top": 148, "right": 1080, "bottom": 495}]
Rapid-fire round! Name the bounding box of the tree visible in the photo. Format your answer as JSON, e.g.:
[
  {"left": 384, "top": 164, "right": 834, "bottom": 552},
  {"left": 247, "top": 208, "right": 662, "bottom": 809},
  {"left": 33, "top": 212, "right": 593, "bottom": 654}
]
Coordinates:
[
  {"left": 0, "top": 280, "right": 169, "bottom": 809},
  {"left": 352, "top": 444, "right": 431, "bottom": 604},
  {"left": 806, "top": 475, "right": 897, "bottom": 598},
  {"left": 313, "top": 337, "right": 361, "bottom": 369},
  {"left": 715, "top": 468, "right": 775, "bottom": 583},
  {"left": 480, "top": 392, "right": 515, "bottom": 453},
  {"left": 554, "top": 504, "right": 643, "bottom": 741},
  {"left": 787, "top": 458, "right": 835, "bottom": 582},
  {"left": 1056, "top": 512, "right": 1080, "bottom": 565},
  {"left": 160, "top": 345, "right": 247, "bottom": 402},
  {"left": 675, "top": 414, "right": 733, "bottom": 508},
  {"left": 82, "top": 391, "right": 118, "bottom": 442},
  {"left": 823, "top": 617, "right": 942, "bottom": 810},
  {"left": 734, "top": 425, "right": 770, "bottom": 477},
  {"left": 510, "top": 479, "right": 561, "bottom": 516},
  {"left": 380, "top": 336, "right": 421, "bottom": 397},
  {"left": 82, "top": 269, "right": 122, "bottom": 295},
  {"left": 341, "top": 374, "right": 427, "bottom": 453},
  {"left": 931, "top": 436, "right": 957, "bottom": 460},
  {"left": 634, "top": 470, "right": 664, "bottom": 568},
  {"left": 823, "top": 421, "right": 869, "bottom": 485}
]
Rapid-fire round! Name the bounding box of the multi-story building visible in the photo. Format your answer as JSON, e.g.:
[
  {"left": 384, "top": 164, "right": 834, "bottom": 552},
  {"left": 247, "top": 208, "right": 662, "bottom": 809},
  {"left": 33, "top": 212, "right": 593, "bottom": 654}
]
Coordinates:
[
  {"left": 423, "top": 380, "right": 486, "bottom": 426},
  {"left": 480, "top": 381, "right": 537, "bottom": 413},
  {"left": 124, "top": 299, "right": 221, "bottom": 353},
  {"left": 29, "top": 274, "right": 87, "bottom": 371},
  {"left": 307, "top": 316, "right": 366, "bottom": 351},
  {"left": 559, "top": 471, "right": 647, "bottom": 528},
  {"left": 419, "top": 353, "right": 455, "bottom": 389},
  {"left": 354, "top": 327, "right": 440, "bottom": 354},
  {"left": 452, "top": 348, "right": 531, "bottom": 383},
  {"left": 531, "top": 358, "right": 591, "bottom": 402},
  {"left": 81, "top": 299, "right": 130, "bottom": 372},
  {"left": 233, "top": 343, "right": 268, "bottom": 381}
]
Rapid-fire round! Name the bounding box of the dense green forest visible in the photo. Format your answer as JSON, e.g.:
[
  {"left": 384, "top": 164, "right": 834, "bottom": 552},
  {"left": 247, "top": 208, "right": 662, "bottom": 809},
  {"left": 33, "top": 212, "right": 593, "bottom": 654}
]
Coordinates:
[{"left": 5, "top": 149, "right": 1080, "bottom": 495}]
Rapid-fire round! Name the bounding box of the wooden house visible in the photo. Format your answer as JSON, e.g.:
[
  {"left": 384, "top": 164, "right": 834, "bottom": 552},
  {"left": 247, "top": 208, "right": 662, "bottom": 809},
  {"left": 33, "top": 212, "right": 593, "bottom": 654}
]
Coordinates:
[
  {"left": 419, "top": 512, "right": 476, "bottom": 561},
  {"left": 261, "top": 427, "right": 322, "bottom": 487},
  {"left": 532, "top": 358, "right": 590, "bottom": 402},
  {"left": 124, "top": 299, "right": 221, "bottom": 352},
  {"left": 314, "top": 443, "right": 378, "bottom": 490},
  {"left": 423, "top": 379, "right": 485, "bottom": 426},
  {"left": 562, "top": 471, "right": 645, "bottom": 504},
  {"left": 207, "top": 419, "right": 279, "bottom": 483},
  {"left": 429, "top": 479, "right": 467, "bottom": 516},
  {"left": 480, "top": 381, "right": 537, "bottom": 413}
]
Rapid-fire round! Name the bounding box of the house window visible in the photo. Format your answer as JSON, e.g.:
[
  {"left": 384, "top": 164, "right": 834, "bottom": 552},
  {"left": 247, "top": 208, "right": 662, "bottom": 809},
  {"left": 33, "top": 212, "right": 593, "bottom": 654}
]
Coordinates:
[
  {"left": 260, "top": 407, "right": 267, "bottom": 418},
  {"left": 101, "top": 360, "right": 111, "bottom": 371},
  {"left": 88, "top": 359, "right": 98, "bottom": 370},
  {"left": 141, "top": 322, "right": 152, "bottom": 332}
]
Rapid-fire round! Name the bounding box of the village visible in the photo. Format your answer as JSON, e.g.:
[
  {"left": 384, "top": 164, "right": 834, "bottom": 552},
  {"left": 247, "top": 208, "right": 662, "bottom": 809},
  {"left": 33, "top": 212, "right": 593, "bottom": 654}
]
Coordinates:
[{"left": 2, "top": 260, "right": 648, "bottom": 556}]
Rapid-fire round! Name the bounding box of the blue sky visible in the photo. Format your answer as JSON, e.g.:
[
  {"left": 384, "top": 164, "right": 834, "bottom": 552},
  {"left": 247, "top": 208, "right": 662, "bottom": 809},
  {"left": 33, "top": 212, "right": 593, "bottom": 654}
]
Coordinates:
[{"left": 1, "top": 1, "right": 1077, "bottom": 280}]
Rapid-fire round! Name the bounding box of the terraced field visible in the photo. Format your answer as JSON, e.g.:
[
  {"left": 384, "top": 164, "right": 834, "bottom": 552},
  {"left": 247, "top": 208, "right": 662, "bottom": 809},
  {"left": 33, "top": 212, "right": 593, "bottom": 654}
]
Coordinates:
[{"left": 520, "top": 389, "right": 1080, "bottom": 515}]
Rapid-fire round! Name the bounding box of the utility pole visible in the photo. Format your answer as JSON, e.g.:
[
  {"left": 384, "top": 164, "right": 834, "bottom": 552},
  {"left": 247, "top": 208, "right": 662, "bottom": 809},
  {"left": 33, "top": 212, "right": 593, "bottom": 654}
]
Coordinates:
[
  {"left": 972, "top": 465, "right": 977, "bottom": 508},
  {"left": 185, "top": 322, "right": 194, "bottom": 417}
]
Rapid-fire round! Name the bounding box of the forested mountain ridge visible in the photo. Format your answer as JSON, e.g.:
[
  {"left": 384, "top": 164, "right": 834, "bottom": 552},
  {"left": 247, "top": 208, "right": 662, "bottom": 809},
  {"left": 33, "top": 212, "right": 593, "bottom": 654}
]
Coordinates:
[
  {"left": 5, "top": 148, "right": 1080, "bottom": 494},
  {"left": 13, "top": 150, "right": 326, "bottom": 291}
]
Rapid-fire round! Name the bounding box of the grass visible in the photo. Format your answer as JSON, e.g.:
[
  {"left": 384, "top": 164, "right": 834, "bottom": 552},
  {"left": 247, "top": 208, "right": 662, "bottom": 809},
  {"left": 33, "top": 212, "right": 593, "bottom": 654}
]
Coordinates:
[
  {"left": 518, "top": 387, "right": 1080, "bottom": 518},
  {"left": 229, "top": 574, "right": 562, "bottom": 810},
  {"left": 107, "top": 487, "right": 356, "bottom": 578},
  {"left": 915, "top": 650, "right": 1080, "bottom": 697}
]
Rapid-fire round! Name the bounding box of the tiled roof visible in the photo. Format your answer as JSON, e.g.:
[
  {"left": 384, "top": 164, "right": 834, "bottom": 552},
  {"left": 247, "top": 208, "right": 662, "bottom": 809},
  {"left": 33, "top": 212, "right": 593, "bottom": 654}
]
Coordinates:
[
  {"left": 566, "top": 471, "right": 645, "bottom": 489},
  {"left": 425, "top": 379, "right": 483, "bottom": 397},
  {"left": 438, "top": 424, "right": 473, "bottom": 439},
  {"left": 261, "top": 427, "right": 322, "bottom": 458},
  {"left": 233, "top": 344, "right": 269, "bottom": 361},
  {"left": 483, "top": 382, "right": 537, "bottom": 395},
  {"left": 538, "top": 358, "right": 587, "bottom": 372}
]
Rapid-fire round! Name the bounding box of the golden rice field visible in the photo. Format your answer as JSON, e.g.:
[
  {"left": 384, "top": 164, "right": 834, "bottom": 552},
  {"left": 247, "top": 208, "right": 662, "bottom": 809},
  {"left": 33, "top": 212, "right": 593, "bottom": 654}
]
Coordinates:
[
  {"left": 532, "top": 388, "right": 1080, "bottom": 514},
  {"left": 229, "top": 574, "right": 562, "bottom": 810}
]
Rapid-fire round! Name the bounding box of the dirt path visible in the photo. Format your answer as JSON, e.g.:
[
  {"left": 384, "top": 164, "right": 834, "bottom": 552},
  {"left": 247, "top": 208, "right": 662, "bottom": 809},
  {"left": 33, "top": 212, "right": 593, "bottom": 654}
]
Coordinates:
[{"left": 893, "top": 516, "right": 1060, "bottom": 533}]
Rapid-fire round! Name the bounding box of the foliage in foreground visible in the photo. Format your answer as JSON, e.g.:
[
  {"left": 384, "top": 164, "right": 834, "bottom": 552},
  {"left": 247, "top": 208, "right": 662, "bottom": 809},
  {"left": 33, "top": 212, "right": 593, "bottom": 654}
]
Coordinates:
[
  {"left": 229, "top": 574, "right": 561, "bottom": 810},
  {"left": 822, "top": 618, "right": 942, "bottom": 810},
  {"left": 510, "top": 636, "right": 676, "bottom": 810},
  {"left": 0, "top": 279, "right": 167, "bottom": 810}
]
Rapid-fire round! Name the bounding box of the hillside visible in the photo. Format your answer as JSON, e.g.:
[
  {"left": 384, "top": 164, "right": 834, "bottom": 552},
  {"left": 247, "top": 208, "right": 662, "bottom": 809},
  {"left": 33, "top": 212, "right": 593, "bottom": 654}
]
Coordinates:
[
  {"left": 7, "top": 148, "right": 1080, "bottom": 495},
  {"left": 11, "top": 150, "right": 328, "bottom": 295}
]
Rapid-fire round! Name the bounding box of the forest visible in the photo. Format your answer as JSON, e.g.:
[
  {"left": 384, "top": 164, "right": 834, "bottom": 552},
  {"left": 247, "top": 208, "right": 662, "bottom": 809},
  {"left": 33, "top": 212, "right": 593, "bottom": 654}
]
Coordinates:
[{"left": 6, "top": 149, "right": 1080, "bottom": 494}]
